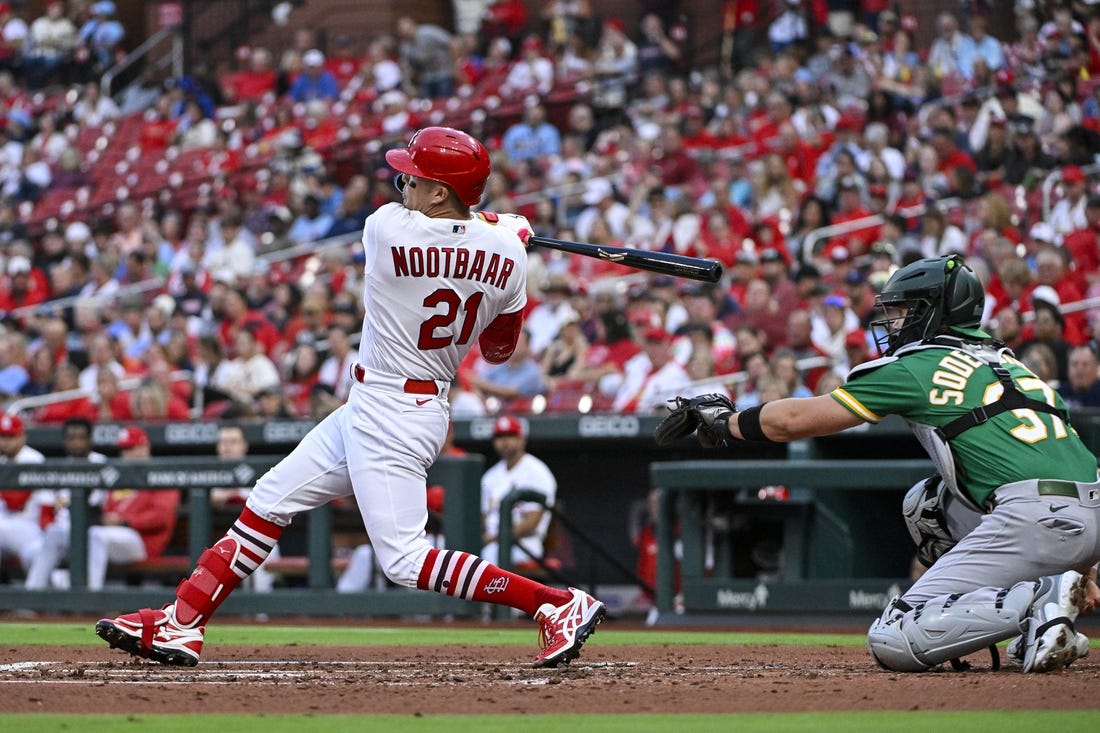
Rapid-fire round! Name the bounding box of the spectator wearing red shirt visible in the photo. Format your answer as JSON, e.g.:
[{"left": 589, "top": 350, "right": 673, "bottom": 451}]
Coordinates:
[
  {"left": 930, "top": 125, "right": 976, "bottom": 176},
  {"left": 571, "top": 308, "right": 640, "bottom": 389},
  {"left": 759, "top": 247, "right": 798, "bottom": 314},
  {"left": 1062, "top": 195, "right": 1100, "bottom": 292},
  {"left": 220, "top": 46, "right": 277, "bottom": 103},
  {"left": 829, "top": 177, "right": 875, "bottom": 256},
  {"left": 93, "top": 367, "right": 132, "bottom": 421},
  {"left": 218, "top": 287, "right": 280, "bottom": 356},
  {"left": 0, "top": 255, "right": 48, "bottom": 313},
  {"left": 780, "top": 308, "right": 830, "bottom": 392},
  {"left": 649, "top": 124, "right": 699, "bottom": 190},
  {"left": 481, "top": 0, "right": 528, "bottom": 47},
  {"left": 137, "top": 94, "right": 176, "bottom": 152},
  {"left": 34, "top": 362, "right": 96, "bottom": 423},
  {"left": 1034, "top": 246, "right": 1088, "bottom": 346},
  {"left": 698, "top": 209, "right": 742, "bottom": 267},
  {"left": 324, "top": 34, "right": 362, "bottom": 89}
]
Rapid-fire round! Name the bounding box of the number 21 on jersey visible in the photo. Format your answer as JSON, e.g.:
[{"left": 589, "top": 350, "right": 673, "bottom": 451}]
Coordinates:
[{"left": 418, "top": 288, "right": 484, "bottom": 350}]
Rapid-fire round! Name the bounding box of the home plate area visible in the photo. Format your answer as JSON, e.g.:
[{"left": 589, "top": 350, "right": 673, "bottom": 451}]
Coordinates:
[
  {"left": 0, "top": 658, "right": 648, "bottom": 685},
  {"left": 2, "top": 645, "right": 1098, "bottom": 714}
]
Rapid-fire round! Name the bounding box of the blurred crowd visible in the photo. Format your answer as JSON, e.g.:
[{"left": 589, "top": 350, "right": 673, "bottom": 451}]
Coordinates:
[{"left": 0, "top": 1, "right": 1096, "bottom": 426}]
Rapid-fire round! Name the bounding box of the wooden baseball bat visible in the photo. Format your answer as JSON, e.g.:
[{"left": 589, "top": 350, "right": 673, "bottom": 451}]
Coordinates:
[{"left": 527, "top": 235, "right": 723, "bottom": 283}]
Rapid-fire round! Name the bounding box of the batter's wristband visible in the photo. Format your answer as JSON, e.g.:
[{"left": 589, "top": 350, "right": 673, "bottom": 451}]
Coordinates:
[{"left": 737, "top": 404, "right": 775, "bottom": 442}]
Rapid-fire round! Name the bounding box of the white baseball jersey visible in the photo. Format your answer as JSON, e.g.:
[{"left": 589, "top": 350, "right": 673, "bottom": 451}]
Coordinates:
[
  {"left": 0, "top": 444, "right": 46, "bottom": 519},
  {"left": 359, "top": 203, "right": 527, "bottom": 380},
  {"left": 244, "top": 203, "right": 531, "bottom": 589},
  {"left": 0, "top": 444, "right": 46, "bottom": 571},
  {"left": 481, "top": 453, "right": 557, "bottom": 561}
]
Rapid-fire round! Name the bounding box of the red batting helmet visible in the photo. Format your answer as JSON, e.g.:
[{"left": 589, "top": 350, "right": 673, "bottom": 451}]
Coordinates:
[{"left": 385, "top": 126, "right": 491, "bottom": 207}]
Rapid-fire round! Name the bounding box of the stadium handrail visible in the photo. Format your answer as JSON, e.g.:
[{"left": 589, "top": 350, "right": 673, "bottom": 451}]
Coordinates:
[
  {"left": 800, "top": 197, "right": 964, "bottom": 263},
  {"left": 11, "top": 277, "right": 166, "bottom": 321},
  {"left": 102, "top": 25, "right": 184, "bottom": 99},
  {"left": 6, "top": 369, "right": 194, "bottom": 418}
]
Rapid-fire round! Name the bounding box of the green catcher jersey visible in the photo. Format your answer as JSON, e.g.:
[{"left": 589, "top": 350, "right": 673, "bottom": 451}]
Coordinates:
[{"left": 831, "top": 340, "right": 1098, "bottom": 507}]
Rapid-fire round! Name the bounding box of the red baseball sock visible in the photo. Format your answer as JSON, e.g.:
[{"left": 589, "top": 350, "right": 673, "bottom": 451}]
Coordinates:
[
  {"left": 416, "top": 548, "right": 572, "bottom": 616},
  {"left": 173, "top": 507, "right": 283, "bottom": 627}
]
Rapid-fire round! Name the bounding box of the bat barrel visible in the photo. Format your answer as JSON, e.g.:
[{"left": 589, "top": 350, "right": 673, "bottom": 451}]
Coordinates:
[{"left": 528, "top": 236, "right": 722, "bottom": 283}]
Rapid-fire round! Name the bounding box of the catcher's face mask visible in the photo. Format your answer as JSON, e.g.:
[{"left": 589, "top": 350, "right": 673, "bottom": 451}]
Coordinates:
[{"left": 870, "top": 298, "right": 933, "bottom": 356}]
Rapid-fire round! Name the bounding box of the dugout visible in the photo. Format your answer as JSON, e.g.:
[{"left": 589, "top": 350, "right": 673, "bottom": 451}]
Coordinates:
[{"left": 7, "top": 409, "right": 1100, "bottom": 618}]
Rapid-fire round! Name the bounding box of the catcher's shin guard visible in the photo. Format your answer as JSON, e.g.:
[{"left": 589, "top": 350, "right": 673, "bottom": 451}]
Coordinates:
[{"left": 868, "top": 584, "right": 1034, "bottom": 672}]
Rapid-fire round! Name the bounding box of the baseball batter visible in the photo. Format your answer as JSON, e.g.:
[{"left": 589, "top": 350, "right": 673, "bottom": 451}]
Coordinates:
[
  {"left": 657, "top": 255, "right": 1100, "bottom": 672},
  {"left": 96, "top": 127, "right": 606, "bottom": 668}
]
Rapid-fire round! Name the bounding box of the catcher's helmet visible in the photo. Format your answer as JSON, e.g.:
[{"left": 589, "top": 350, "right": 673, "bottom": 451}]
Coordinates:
[
  {"left": 870, "top": 254, "right": 986, "bottom": 356},
  {"left": 385, "top": 126, "right": 491, "bottom": 207}
]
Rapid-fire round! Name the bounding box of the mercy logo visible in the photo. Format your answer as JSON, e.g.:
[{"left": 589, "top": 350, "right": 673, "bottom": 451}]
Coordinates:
[
  {"left": 716, "top": 582, "right": 769, "bottom": 610},
  {"left": 483, "top": 577, "right": 509, "bottom": 594}
]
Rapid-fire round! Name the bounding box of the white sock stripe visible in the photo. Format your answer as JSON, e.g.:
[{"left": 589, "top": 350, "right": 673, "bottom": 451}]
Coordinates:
[
  {"left": 230, "top": 523, "right": 277, "bottom": 551},
  {"left": 228, "top": 532, "right": 274, "bottom": 563},
  {"left": 444, "top": 552, "right": 473, "bottom": 597},
  {"left": 426, "top": 551, "right": 446, "bottom": 590},
  {"left": 234, "top": 555, "right": 260, "bottom": 571},
  {"left": 464, "top": 560, "right": 489, "bottom": 599}
]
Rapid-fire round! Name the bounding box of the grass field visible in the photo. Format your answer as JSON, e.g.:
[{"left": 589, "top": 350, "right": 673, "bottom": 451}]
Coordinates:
[
  {"left": 2, "top": 712, "right": 1096, "bottom": 733},
  {"left": 1, "top": 621, "right": 870, "bottom": 648},
  {"left": 1, "top": 622, "right": 1094, "bottom": 732}
]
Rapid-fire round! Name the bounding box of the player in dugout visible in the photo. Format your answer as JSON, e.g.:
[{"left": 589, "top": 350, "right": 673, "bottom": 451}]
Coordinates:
[
  {"left": 95, "top": 126, "right": 605, "bottom": 668},
  {"left": 657, "top": 254, "right": 1100, "bottom": 673}
]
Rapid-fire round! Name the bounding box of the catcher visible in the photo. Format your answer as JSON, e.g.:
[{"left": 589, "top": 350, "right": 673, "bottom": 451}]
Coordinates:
[{"left": 656, "top": 254, "right": 1100, "bottom": 672}]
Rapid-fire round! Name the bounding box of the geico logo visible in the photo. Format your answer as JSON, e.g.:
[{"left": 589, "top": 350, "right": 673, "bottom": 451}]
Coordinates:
[
  {"left": 578, "top": 415, "right": 640, "bottom": 438},
  {"left": 263, "top": 422, "right": 312, "bottom": 443},
  {"left": 164, "top": 423, "right": 221, "bottom": 444},
  {"left": 92, "top": 425, "right": 121, "bottom": 445},
  {"left": 470, "top": 419, "right": 497, "bottom": 441}
]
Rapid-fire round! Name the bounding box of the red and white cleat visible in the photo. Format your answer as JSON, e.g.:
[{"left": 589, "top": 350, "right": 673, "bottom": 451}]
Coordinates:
[
  {"left": 95, "top": 603, "right": 204, "bottom": 667},
  {"left": 533, "top": 587, "right": 606, "bottom": 668}
]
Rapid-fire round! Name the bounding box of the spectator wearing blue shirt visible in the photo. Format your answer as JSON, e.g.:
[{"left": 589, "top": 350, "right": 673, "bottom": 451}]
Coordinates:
[
  {"left": 1058, "top": 344, "right": 1100, "bottom": 409},
  {"left": 501, "top": 102, "right": 562, "bottom": 163},
  {"left": 958, "top": 13, "right": 1004, "bottom": 78},
  {"left": 78, "top": 1, "right": 124, "bottom": 71},
  {"left": 290, "top": 49, "right": 339, "bottom": 103},
  {"left": 471, "top": 329, "right": 546, "bottom": 406},
  {"left": 287, "top": 195, "right": 335, "bottom": 245}
]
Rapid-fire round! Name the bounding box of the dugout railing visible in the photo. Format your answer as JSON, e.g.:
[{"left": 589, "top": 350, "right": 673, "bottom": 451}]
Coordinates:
[{"left": 0, "top": 454, "right": 486, "bottom": 617}]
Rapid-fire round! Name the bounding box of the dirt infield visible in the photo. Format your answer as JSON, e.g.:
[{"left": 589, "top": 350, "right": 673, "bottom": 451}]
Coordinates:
[{"left": 3, "top": 639, "right": 1099, "bottom": 714}]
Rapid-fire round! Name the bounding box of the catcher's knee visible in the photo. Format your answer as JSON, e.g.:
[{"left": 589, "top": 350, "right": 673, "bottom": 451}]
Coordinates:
[{"left": 867, "top": 599, "right": 932, "bottom": 672}]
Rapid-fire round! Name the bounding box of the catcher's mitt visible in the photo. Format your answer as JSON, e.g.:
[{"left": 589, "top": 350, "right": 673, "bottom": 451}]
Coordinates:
[{"left": 654, "top": 393, "right": 736, "bottom": 448}]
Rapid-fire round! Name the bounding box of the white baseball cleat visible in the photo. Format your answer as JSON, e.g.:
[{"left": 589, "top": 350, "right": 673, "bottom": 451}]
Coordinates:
[
  {"left": 532, "top": 587, "right": 606, "bottom": 668},
  {"left": 95, "top": 603, "right": 204, "bottom": 667},
  {"left": 1008, "top": 631, "right": 1089, "bottom": 667},
  {"left": 1021, "top": 571, "right": 1085, "bottom": 673}
]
